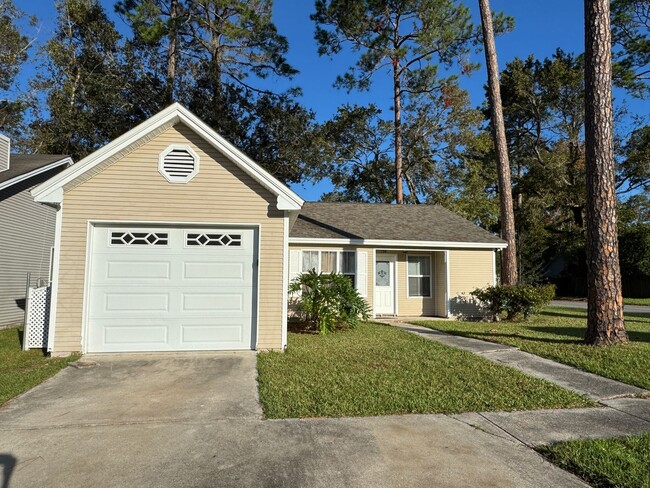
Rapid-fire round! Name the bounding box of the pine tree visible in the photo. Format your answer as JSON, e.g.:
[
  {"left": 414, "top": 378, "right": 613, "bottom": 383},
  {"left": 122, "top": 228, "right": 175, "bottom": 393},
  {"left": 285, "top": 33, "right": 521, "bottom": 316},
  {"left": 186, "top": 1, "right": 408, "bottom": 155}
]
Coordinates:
[{"left": 584, "top": 0, "right": 628, "bottom": 345}]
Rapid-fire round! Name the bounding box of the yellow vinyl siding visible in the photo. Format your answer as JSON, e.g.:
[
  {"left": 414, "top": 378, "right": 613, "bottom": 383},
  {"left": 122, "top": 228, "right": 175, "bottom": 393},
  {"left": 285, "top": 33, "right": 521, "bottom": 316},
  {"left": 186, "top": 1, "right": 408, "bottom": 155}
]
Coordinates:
[
  {"left": 55, "top": 123, "right": 285, "bottom": 353},
  {"left": 288, "top": 247, "right": 448, "bottom": 318},
  {"left": 448, "top": 249, "right": 494, "bottom": 318},
  {"left": 395, "top": 251, "right": 446, "bottom": 317}
]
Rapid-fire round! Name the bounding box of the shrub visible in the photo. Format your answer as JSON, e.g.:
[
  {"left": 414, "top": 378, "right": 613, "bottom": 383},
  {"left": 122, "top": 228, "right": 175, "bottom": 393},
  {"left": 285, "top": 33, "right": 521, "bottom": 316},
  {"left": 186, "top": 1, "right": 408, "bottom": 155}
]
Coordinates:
[
  {"left": 289, "top": 269, "right": 370, "bottom": 334},
  {"left": 471, "top": 283, "right": 555, "bottom": 321}
]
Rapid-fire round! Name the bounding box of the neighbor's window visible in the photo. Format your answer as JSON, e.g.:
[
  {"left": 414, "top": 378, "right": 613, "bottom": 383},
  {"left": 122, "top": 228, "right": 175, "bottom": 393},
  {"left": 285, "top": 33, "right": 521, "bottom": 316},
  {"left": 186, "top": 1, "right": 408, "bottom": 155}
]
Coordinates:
[{"left": 407, "top": 255, "right": 431, "bottom": 297}]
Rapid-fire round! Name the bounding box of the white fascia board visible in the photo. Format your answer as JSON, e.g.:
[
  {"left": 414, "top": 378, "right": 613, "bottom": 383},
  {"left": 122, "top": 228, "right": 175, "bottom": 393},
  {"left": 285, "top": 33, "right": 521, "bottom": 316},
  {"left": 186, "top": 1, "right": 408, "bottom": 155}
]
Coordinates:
[
  {"left": 175, "top": 108, "right": 303, "bottom": 210},
  {"left": 288, "top": 237, "right": 508, "bottom": 249},
  {"left": 32, "top": 107, "right": 182, "bottom": 201},
  {"left": 0, "top": 157, "right": 72, "bottom": 192},
  {"left": 31, "top": 103, "right": 304, "bottom": 210}
]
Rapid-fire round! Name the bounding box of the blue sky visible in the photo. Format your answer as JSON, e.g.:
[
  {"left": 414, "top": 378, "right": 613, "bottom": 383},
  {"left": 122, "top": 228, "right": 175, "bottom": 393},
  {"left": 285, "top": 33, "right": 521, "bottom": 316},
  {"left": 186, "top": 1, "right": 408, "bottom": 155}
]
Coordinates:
[{"left": 13, "top": 0, "right": 650, "bottom": 200}]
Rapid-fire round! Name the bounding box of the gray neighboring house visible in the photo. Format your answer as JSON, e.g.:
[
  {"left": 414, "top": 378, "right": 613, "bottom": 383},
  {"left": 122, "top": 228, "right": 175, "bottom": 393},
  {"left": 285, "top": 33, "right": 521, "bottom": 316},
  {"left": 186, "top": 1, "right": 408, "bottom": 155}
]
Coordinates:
[{"left": 0, "top": 134, "right": 72, "bottom": 327}]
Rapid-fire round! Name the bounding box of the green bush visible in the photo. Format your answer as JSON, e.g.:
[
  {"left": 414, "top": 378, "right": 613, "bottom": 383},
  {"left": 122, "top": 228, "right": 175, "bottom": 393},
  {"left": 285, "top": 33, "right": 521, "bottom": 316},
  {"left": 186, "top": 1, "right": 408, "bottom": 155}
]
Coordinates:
[
  {"left": 289, "top": 269, "right": 370, "bottom": 334},
  {"left": 471, "top": 283, "right": 555, "bottom": 321}
]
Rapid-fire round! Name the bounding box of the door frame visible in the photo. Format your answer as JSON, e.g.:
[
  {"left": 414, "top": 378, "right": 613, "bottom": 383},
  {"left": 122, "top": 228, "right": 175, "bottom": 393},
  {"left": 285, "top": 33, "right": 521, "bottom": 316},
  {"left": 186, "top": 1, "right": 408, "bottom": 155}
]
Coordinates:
[
  {"left": 81, "top": 220, "right": 261, "bottom": 353},
  {"left": 373, "top": 253, "right": 397, "bottom": 316}
]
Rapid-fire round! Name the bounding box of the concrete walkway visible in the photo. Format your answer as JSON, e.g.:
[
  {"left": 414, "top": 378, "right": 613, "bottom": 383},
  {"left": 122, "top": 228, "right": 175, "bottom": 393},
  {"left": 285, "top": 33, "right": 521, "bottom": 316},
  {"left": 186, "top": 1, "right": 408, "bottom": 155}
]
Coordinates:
[
  {"left": 378, "top": 319, "right": 650, "bottom": 447},
  {"left": 551, "top": 299, "right": 650, "bottom": 315}
]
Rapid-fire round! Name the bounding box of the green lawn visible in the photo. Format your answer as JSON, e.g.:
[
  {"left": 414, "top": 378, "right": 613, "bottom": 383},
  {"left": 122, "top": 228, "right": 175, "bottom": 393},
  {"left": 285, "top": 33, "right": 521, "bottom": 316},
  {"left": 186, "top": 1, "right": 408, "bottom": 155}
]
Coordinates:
[
  {"left": 0, "top": 327, "right": 78, "bottom": 405},
  {"left": 414, "top": 307, "right": 650, "bottom": 389},
  {"left": 257, "top": 322, "right": 593, "bottom": 419},
  {"left": 538, "top": 434, "right": 650, "bottom": 488}
]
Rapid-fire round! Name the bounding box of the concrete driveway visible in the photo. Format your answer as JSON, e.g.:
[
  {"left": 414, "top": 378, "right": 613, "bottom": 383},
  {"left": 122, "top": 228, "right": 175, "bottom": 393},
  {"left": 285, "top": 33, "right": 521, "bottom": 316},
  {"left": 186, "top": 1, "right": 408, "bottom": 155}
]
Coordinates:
[{"left": 0, "top": 353, "right": 587, "bottom": 488}]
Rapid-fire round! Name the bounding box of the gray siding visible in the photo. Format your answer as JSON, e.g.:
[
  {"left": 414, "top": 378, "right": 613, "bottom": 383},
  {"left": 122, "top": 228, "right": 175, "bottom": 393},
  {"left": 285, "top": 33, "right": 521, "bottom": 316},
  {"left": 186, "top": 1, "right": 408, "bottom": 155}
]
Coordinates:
[{"left": 0, "top": 170, "right": 60, "bottom": 326}]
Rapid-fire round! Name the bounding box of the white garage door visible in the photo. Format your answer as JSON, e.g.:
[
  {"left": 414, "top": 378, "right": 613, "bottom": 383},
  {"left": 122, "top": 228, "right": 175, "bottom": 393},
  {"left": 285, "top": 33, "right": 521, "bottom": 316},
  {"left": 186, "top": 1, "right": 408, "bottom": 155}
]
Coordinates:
[{"left": 87, "top": 225, "right": 257, "bottom": 352}]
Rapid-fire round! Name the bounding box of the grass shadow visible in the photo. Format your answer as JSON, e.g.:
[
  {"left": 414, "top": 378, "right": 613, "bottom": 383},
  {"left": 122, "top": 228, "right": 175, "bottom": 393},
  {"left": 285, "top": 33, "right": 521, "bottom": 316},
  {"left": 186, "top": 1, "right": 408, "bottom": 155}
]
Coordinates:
[
  {"left": 16, "top": 327, "right": 24, "bottom": 349},
  {"left": 470, "top": 330, "right": 583, "bottom": 345},
  {"left": 540, "top": 309, "right": 588, "bottom": 320},
  {"left": 14, "top": 327, "right": 49, "bottom": 356},
  {"left": 525, "top": 325, "right": 585, "bottom": 340}
]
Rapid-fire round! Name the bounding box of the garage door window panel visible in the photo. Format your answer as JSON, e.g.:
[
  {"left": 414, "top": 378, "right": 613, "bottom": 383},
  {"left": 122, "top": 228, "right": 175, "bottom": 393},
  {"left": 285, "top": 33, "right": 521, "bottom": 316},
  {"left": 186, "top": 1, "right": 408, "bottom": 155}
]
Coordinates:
[
  {"left": 186, "top": 233, "right": 242, "bottom": 247},
  {"left": 110, "top": 231, "right": 169, "bottom": 246}
]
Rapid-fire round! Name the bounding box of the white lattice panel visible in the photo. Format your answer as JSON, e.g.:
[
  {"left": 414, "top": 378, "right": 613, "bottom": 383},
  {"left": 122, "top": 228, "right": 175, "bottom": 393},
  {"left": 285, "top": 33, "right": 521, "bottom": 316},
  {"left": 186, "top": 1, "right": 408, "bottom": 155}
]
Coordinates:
[{"left": 25, "top": 286, "right": 51, "bottom": 349}]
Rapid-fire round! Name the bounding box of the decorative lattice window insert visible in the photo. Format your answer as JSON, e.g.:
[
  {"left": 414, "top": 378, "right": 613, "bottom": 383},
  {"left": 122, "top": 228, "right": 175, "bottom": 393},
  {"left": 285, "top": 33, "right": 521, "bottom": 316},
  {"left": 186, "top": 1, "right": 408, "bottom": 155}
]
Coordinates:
[
  {"left": 186, "top": 233, "right": 242, "bottom": 247},
  {"left": 111, "top": 231, "right": 169, "bottom": 246},
  {"left": 159, "top": 144, "right": 200, "bottom": 183}
]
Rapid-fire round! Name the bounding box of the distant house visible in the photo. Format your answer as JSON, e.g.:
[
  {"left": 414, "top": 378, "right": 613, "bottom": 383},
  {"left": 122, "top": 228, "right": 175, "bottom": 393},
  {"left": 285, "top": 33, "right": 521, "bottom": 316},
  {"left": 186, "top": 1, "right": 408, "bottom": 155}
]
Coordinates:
[{"left": 0, "top": 134, "right": 72, "bottom": 327}]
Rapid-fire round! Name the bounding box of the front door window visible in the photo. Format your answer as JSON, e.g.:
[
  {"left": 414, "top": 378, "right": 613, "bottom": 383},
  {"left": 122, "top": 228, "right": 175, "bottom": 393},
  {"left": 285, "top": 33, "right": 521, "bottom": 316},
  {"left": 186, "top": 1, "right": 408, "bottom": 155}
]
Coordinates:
[{"left": 376, "top": 261, "right": 390, "bottom": 286}]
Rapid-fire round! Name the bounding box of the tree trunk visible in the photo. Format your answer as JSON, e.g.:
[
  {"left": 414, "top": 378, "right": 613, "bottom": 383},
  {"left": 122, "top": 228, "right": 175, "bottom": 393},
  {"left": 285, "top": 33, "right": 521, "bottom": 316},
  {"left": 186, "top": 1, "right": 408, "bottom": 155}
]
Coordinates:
[
  {"left": 393, "top": 59, "right": 404, "bottom": 204},
  {"left": 584, "top": 0, "right": 627, "bottom": 344},
  {"left": 166, "top": 0, "right": 178, "bottom": 104},
  {"left": 479, "top": 0, "right": 518, "bottom": 285}
]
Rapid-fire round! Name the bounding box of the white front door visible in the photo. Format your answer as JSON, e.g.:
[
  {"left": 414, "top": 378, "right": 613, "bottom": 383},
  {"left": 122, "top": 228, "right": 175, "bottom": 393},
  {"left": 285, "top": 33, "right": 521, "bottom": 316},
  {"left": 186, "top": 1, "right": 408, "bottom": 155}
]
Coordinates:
[
  {"left": 374, "top": 254, "right": 396, "bottom": 315},
  {"left": 86, "top": 225, "right": 257, "bottom": 353}
]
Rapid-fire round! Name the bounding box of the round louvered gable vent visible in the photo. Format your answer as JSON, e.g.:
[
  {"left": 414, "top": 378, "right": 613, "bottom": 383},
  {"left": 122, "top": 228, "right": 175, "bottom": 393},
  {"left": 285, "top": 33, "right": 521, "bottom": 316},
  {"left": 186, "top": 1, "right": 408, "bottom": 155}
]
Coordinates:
[{"left": 158, "top": 145, "right": 200, "bottom": 183}]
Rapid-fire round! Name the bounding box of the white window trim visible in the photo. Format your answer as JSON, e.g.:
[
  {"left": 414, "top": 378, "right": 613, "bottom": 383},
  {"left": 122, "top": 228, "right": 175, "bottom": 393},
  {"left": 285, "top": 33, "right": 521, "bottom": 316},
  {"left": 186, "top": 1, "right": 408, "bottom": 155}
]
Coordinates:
[
  {"left": 406, "top": 254, "right": 433, "bottom": 298},
  {"left": 299, "top": 249, "right": 355, "bottom": 277},
  {"left": 158, "top": 144, "right": 200, "bottom": 184}
]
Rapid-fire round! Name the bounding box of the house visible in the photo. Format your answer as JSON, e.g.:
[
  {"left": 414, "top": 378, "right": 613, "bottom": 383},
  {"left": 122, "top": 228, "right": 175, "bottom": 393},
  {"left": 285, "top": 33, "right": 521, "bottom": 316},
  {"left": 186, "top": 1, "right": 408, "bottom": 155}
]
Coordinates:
[
  {"left": 0, "top": 134, "right": 72, "bottom": 327},
  {"left": 31, "top": 104, "right": 505, "bottom": 355},
  {"left": 289, "top": 202, "right": 505, "bottom": 319}
]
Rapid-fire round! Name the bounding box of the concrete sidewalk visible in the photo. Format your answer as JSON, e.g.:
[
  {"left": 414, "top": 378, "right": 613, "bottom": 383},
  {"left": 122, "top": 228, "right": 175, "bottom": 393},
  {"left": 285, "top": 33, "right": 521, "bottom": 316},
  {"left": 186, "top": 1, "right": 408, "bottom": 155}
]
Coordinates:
[
  {"left": 551, "top": 299, "right": 650, "bottom": 315},
  {"left": 0, "top": 353, "right": 590, "bottom": 488},
  {"left": 378, "top": 319, "right": 650, "bottom": 446}
]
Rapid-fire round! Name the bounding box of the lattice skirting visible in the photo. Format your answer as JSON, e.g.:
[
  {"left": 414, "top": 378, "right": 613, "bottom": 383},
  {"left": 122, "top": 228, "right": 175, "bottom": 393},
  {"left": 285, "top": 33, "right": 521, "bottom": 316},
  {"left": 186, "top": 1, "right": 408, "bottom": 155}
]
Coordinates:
[{"left": 24, "top": 286, "right": 51, "bottom": 349}]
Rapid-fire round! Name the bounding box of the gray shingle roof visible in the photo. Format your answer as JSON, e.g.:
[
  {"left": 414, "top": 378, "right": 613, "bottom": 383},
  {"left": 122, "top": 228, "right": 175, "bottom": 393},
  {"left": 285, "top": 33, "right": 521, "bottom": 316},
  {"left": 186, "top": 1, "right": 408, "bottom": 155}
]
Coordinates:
[
  {"left": 0, "top": 154, "right": 70, "bottom": 185},
  {"left": 290, "top": 202, "right": 505, "bottom": 245}
]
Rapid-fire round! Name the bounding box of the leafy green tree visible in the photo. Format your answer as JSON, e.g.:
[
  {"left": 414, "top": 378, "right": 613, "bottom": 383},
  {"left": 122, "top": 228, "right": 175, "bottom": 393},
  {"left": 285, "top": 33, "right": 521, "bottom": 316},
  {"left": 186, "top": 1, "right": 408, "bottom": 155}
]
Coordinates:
[
  {"left": 618, "top": 195, "right": 649, "bottom": 298},
  {"left": 443, "top": 130, "right": 500, "bottom": 232},
  {"left": 316, "top": 104, "right": 395, "bottom": 202},
  {"left": 244, "top": 92, "right": 318, "bottom": 184},
  {"left": 115, "top": 0, "right": 188, "bottom": 104},
  {"left": 499, "top": 50, "right": 587, "bottom": 283},
  {"left": 312, "top": 0, "right": 512, "bottom": 203},
  {"left": 183, "top": 0, "right": 296, "bottom": 110},
  {"left": 29, "top": 0, "right": 132, "bottom": 159},
  {"left": 157, "top": 0, "right": 314, "bottom": 183},
  {"left": 617, "top": 125, "right": 650, "bottom": 194},
  {"left": 400, "top": 81, "right": 484, "bottom": 204},
  {"left": 0, "top": 0, "right": 34, "bottom": 137},
  {"left": 611, "top": 0, "right": 650, "bottom": 97}
]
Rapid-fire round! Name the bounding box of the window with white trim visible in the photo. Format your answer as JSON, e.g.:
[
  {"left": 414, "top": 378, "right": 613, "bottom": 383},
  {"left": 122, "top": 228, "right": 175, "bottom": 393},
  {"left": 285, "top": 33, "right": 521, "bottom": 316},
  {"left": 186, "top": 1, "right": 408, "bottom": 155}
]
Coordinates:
[
  {"left": 320, "top": 251, "right": 338, "bottom": 273},
  {"left": 302, "top": 250, "right": 319, "bottom": 272},
  {"left": 299, "top": 250, "right": 356, "bottom": 285},
  {"left": 340, "top": 251, "right": 356, "bottom": 286},
  {"left": 407, "top": 255, "right": 431, "bottom": 297}
]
